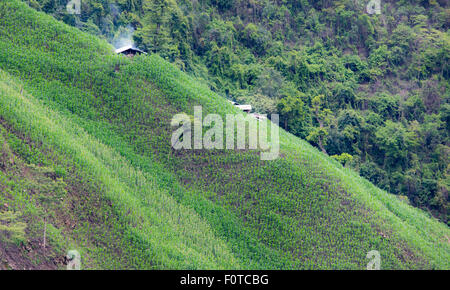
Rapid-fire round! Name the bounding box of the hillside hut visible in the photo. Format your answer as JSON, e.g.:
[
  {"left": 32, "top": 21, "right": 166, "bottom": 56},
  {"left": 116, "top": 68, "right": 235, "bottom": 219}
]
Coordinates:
[
  {"left": 115, "top": 45, "right": 146, "bottom": 57},
  {"left": 235, "top": 104, "right": 252, "bottom": 113},
  {"left": 249, "top": 113, "right": 267, "bottom": 121}
]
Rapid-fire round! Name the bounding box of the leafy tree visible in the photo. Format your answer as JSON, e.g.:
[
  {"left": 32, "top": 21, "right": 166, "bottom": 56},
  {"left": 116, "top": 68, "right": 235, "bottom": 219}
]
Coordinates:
[
  {"left": 307, "top": 95, "right": 332, "bottom": 154},
  {"left": 369, "top": 93, "right": 400, "bottom": 120},
  {"left": 439, "top": 103, "right": 450, "bottom": 131},
  {"left": 331, "top": 153, "right": 353, "bottom": 166},
  {"left": 254, "top": 67, "right": 285, "bottom": 99},
  {"left": 135, "top": 0, "right": 175, "bottom": 55},
  {"left": 375, "top": 120, "right": 419, "bottom": 169},
  {"left": 331, "top": 82, "right": 356, "bottom": 109},
  {"left": 402, "top": 94, "right": 426, "bottom": 121},
  {"left": 211, "top": 0, "right": 234, "bottom": 12},
  {"left": 359, "top": 161, "right": 389, "bottom": 190},
  {"left": 277, "top": 93, "right": 306, "bottom": 133}
]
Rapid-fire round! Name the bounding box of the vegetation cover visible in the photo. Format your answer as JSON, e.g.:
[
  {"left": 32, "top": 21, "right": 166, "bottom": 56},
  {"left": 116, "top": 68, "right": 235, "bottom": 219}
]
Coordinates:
[
  {"left": 0, "top": 0, "right": 448, "bottom": 269},
  {"left": 29, "top": 0, "right": 450, "bottom": 224}
]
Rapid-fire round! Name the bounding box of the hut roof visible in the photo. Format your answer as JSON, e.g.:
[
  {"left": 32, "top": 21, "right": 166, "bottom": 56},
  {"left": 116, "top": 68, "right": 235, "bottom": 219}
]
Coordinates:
[
  {"left": 115, "top": 45, "right": 146, "bottom": 55},
  {"left": 235, "top": 104, "right": 252, "bottom": 112}
]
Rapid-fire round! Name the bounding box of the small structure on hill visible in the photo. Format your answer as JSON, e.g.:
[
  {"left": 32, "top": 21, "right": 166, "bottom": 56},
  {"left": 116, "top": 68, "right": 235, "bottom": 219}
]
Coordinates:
[
  {"left": 228, "top": 100, "right": 252, "bottom": 113},
  {"left": 249, "top": 113, "right": 267, "bottom": 121},
  {"left": 228, "top": 101, "right": 266, "bottom": 121},
  {"left": 115, "top": 45, "right": 147, "bottom": 57},
  {"left": 235, "top": 104, "right": 252, "bottom": 113}
]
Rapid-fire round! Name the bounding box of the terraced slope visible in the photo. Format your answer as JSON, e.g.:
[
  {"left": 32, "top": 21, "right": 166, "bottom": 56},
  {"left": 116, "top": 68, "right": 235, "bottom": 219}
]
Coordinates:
[{"left": 0, "top": 0, "right": 448, "bottom": 269}]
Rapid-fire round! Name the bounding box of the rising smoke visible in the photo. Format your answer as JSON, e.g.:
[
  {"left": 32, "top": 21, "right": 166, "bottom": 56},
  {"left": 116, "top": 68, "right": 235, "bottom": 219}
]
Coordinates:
[
  {"left": 112, "top": 25, "right": 135, "bottom": 49},
  {"left": 109, "top": 3, "right": 135, "bottom": 49}
]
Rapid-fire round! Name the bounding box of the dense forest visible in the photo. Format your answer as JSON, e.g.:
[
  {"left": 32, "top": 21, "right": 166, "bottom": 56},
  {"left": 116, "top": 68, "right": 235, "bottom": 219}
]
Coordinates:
[{"left": 27, "top": 0, "right": 449, "bottom": 224}]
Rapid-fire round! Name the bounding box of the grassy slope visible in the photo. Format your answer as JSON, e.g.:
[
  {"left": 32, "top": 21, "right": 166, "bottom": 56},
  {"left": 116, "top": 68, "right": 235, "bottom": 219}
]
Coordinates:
[{"left": 0, "top": 0, "right": 448, "bottom": 269}]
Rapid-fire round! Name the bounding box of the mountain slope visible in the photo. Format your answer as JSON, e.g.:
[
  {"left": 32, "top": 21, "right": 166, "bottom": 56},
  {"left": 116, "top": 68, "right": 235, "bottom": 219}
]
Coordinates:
[
  {"left": 33, "top": 0, "right": 450, "bottom": 224},
  {"left": 0, "top": 0, "right": 449, "bottom": 269}
]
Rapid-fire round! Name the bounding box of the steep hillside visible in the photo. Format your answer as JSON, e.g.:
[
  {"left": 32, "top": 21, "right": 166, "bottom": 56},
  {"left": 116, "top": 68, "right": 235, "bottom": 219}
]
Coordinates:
[
  {"left": 30, "top": 0, "right": 450, "bottom": 223},
  {"left": 0, "top": 0, "right": 449, "bottom": 269}
]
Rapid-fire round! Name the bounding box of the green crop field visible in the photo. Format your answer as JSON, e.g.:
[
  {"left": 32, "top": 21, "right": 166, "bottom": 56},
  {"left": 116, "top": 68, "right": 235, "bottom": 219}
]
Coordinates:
[{"left": 0, "top": 0, "right": 448, "bottom": 269}]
